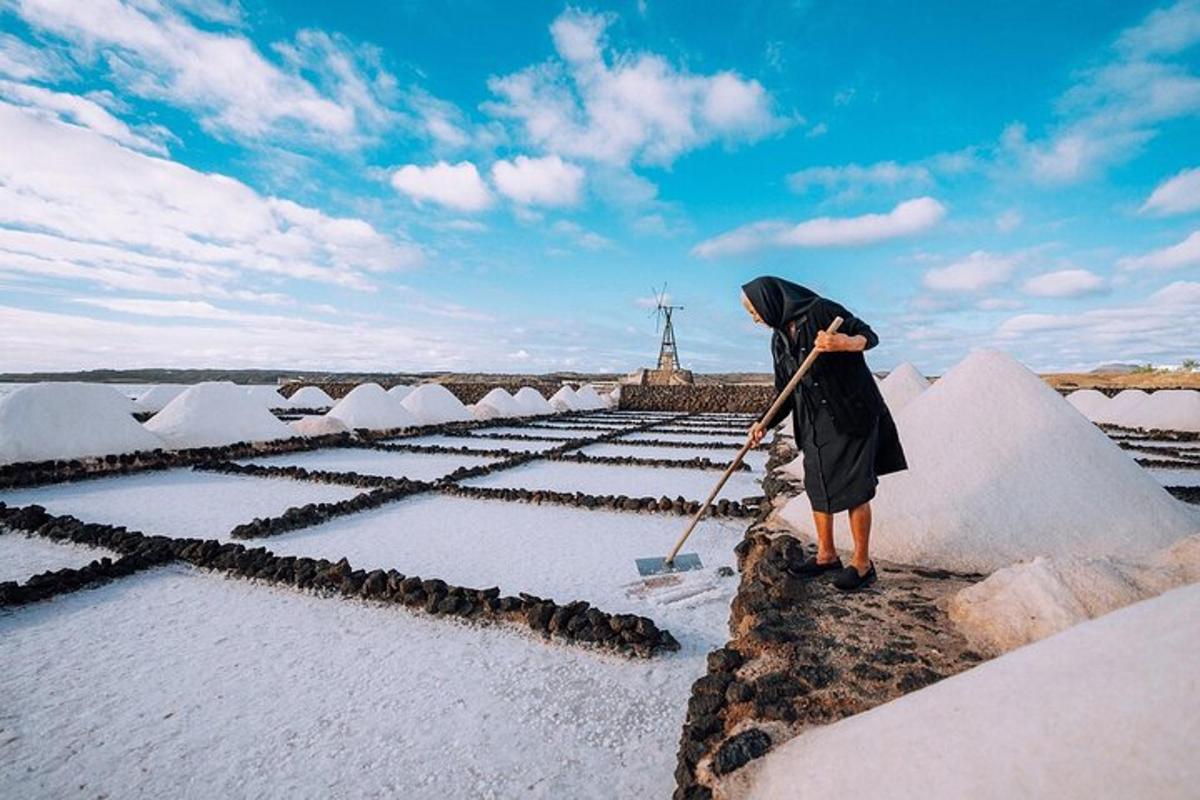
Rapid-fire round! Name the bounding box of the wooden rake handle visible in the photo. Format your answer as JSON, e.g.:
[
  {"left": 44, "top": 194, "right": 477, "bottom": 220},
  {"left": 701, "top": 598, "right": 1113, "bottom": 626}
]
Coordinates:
[{"left": 662, "top": 316, "right": 844, "bottom": 567}]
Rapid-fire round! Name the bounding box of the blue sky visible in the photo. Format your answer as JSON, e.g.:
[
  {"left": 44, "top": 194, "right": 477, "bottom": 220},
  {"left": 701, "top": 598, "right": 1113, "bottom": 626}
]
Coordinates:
[{"left": 1, "top": 0, "right": 1198, "bottom": 375}]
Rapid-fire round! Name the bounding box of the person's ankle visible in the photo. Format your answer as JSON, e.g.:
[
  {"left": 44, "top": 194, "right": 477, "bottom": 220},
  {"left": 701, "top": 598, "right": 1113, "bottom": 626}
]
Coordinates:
[
  {"left": 816, "top": 551, "right": 838, "bottom": 564},
  {"left": 849, "top": 558, "right": 872, "bottom": 575}
]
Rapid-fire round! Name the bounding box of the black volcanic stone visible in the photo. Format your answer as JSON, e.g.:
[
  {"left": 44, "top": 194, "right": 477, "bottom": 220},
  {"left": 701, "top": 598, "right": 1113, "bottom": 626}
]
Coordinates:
[{"left": 711, "top": 728, "right": 772, "bottom": 776}]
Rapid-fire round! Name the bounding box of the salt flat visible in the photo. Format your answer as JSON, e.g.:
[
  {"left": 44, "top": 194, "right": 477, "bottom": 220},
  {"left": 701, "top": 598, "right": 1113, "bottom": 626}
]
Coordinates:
[
  {"left": 577, "top": 442, "right": 769, "bottom": 472},
  {"left": 0, "top": 534, "right": 112, "bottom": 583},
  {"left": 386, "top": 434, "right": 561, "bottom": 452},
  {"left": 1148, "top": 468, "right": 1200, "bottom": 487},
  {"left": 0, "top": 565, "right": 720, "bottom": 799},
  {"left": 462, "top": 460, "right": 763, "bottom": 501},
  {"left": 237, "top": 447, "right": 496, "bottom": 481},
  {"left": 617, "top": 430, "right": 745, "bottom": 445},
  {"left": 471, "top": 426, "right": 623, "bottom": 440},
  {"left": 0, "top": 470, "right": 359, "bottom": 538}
]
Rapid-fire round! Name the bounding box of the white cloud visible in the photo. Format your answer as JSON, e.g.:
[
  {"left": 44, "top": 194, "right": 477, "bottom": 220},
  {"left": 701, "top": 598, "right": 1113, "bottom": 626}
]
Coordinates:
[
  {"left": 692, "top": 197, "right": 946, "bottom": 258},
  {"left": 0, "top": 101, "right": 420, "bottom": 302},
  {"left": 787, "top": 160, "right": 931, "bottom": 194},
  {"left": 0, "top": 79, "right": 170, "bottom": 154},
  {"left": 491, "top": 154, "right": 585, "bottom": 206},
  {"left": 551, "top": 219, "right": 613, "bottom": 250},
  {"left": 1151, "top": 280, "right": 1200, "bottom": 305},
  {"left": 1118, "top": 230, "right": 1200, "bottom": 271},
  {"left": 1117, "top": 0, "right": 1200, "bottom": 57},
  {"left": 1021, "top": 268, "right": 1107, "bottom": 297},
  {"left": 995, "top": 209, "right": 1023, "bottom": 233},
  {"left": 0, "top": 31, "right": 74, "bottom": 81},
  {"left": 923, "top": 251, "right": 1017, "bottom": 293},
  {"left": 11, "top": 0, "right": 395, "bottom": 146},
  {"left": 391, "top": 161, "right": 493, "bottom": 212},
  {"left": 1141, "top": 166, "right": 1200, "bottom": 215},
  {"left": 484, "top": 8, "right": 786, "bottom": 167}
]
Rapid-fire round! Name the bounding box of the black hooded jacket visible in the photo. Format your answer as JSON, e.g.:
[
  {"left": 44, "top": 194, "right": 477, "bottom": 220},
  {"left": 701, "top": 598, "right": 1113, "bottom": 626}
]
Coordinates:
[{"left": 742, "top": 278, "right": 904, "bottom": 479}]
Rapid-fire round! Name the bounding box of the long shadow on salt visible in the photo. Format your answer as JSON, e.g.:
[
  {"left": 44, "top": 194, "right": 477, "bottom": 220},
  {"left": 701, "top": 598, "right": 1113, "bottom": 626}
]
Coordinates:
[
  {"left": 0, "top": 564, "right": 719, "bottom": 798},
  {"left": 461, "top": 460, "right": 762, "bottom": 502},
  {"left": 0, "top": 469, "right": 359, "bottom": 539},
  {"left": 236, "top": 448, "right": 499, "bottom": 481}
]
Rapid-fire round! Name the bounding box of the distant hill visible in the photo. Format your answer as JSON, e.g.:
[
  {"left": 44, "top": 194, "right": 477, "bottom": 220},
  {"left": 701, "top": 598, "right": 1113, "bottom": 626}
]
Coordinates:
[
  {"left": 1089, "top": 362, "right": 1141, "bottom": 375},
  {"left": 0, "top": 368, "right": 626, "bottom": 385}
]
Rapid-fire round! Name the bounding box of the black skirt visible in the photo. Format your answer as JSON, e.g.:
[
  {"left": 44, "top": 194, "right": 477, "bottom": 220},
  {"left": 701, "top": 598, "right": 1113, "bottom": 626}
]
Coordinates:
[{"left": 797, "top": 390, "right": 880, "bottom": 514}]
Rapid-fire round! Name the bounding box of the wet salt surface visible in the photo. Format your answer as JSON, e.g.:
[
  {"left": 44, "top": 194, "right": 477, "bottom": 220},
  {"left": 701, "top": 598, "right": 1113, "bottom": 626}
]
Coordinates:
[
  {"left": 0, "top": 564, "right": 726, "bottom": 799},
  {"left": 470, "top": 426, "right": 621, "bottom": 440},
  {"left": 462, "top": 460, "right": 762, "bottom": 501},
  {"left": 236, "top": 448, "right": 497, "bottom": 481},
  {"left": 617, "top": 431, "right": 745, "bottom": 446},
  {"left": 0, "top": 534, "right": 112, "bottom": 583},
  {"left": 0, "top": 470, "right": 359, "bottom": 539},
  {"left": 1148, "top": 468, "right": 1200, "bottom": 487},
  {"left": 384, "top": 434, "right": 560, "bottom": 453},
  {"left": 577, "top": 443, "right": 769, "bottom": 472}
]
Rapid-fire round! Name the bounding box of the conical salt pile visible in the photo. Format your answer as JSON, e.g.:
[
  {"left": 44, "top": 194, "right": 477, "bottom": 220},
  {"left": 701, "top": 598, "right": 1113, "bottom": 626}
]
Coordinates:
[
  {"left": 134, "top": 384, "right": 186, "bottom": 413},
  {"left": 574, "top": 384, "right": 607, "bottom": 410},
  {"left": 328, "top": 383, "right": 419, "bottom": 431},
  {"left": 387, "top": 384, "right": 413, "bottom": 400},
  {"left": 879, "top": 362, "right": 929, "bottom": 413},
  {"left": 0, "top": 383, "right": 163, "bottom": 464},
  {"left": 780, "top": 350, "right": 1199, "bottom": 572},
  {"left": 145, "top": 381, "right": 295, "bottom": 448},
  {"left": 1093, "top": 388, "right": 1148, "bottom": 424},
  {"left": 290, "top": 414, "right": 349, "bottom": 437},
  {"left": 513, "top": 387, "right": 554, "bottom": 416},
  {"left": 288, "top": 386, "right": 335, "bottom": 409},
  {"left": 1112, "top": 389, "right": 1200, "bottom": 432},
  {"left": 549, "top": 385, "right": 583, "bottom": 412},
  {"left": 401, "top": 384, "right": 472, "bottom": 424},
  {"left": 473, "top": 388, "right": 523, "bottom": 420},
  {"left": 1065, "top": 389, "right": 1110, "bottom": 421},
  {"left": 246, "top": 385, "right": 289, "bottom": 409},
  {"left": 607, "top": 386, "right": 621, "bottom": 408}
]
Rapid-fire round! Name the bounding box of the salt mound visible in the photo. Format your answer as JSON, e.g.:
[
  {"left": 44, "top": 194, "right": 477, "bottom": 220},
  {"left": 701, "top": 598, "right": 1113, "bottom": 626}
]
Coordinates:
[
  {"left": 949, "top": 533, "right": 1200, "bottom": 655},
  {"left": 472, "top": 388, "right": 524, "bottom": 421},
  {"left": 144, "top": 382, "right": 294, "bottom": 448},
  {"left": 328, "top": 383, "right": 419, "bottom": 431},
  {"left": 879, "top": 362, "right": 928, "bottom": 413},
  {"left": 1065, "top": 388, "right": 1110, "bottom": 421},
  {"left": 574, "top": 384, "right": 607, "bottom": 410},
  {"left": 401, "top": 384, "right": 472, "bottom": 424},
  {"left": 387, "top": 384, "right": 413, "bottom": 400},
  {"left": 549, "top": 385, "right": 583, "bottom": 412},
  {"left": 607, "top": 386, "right": 621, "bottom": 408},
  {"left": 1112, "top": 389, "right": 1200, "bottom": 432},
  {"left": 1093, "top": 388, "right": 1148, "bottom": 424},
  {"left": 780, "top": 350, "right": 1198, "bottom": 572},
  {"left": 289, "top": 414, "right": 349, "bottom": 437},
  {"left": 513, "top": 387, "right": 555, "bottom": 416},
  {"left": 0, "top": 382, "right": 163, "bottom": 464},
  {"left": 134, "top": 384, "right": 186, "bottom": 413},
  {"left": 744, "top": 582, "right": 1200, "bottom": 800},
  {"left": 287, "top": 386, "right": 334, "bottom": 409},
  {"left": 245, "top": 385, "right": 290, "bottom": 409}
]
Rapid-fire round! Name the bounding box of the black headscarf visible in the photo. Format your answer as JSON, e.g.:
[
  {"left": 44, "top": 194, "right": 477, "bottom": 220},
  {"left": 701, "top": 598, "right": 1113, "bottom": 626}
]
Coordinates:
[{"left": 741, "top": 276, "right": 820, "bottom": 331}]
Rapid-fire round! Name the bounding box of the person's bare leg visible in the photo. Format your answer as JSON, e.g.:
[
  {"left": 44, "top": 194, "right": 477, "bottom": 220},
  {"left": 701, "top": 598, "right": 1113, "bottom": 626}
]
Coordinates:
[
  {"left": 811, "top": 510, "right": 838, "bottom": 563},
  {"left": 848, "top": 502, "right": 872, "bottom": 574}
]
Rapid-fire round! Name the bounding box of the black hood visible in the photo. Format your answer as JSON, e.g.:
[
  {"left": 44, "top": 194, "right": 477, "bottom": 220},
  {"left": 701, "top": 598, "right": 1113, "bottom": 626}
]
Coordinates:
[{"left": 741, "top": 276, "right": 820, "bottom": 330}]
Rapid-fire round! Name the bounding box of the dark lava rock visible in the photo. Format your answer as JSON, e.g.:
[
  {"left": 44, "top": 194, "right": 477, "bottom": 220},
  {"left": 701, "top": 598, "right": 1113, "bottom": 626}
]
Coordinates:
[
  {"left": 711, "top": 728, "right": 772, "bottom": 776},
  {"left": 897, "top": 667, "right": 944, "bottom": 693},
  {"left": 706, "top": 647, "right": 743, "bottom": 674}
]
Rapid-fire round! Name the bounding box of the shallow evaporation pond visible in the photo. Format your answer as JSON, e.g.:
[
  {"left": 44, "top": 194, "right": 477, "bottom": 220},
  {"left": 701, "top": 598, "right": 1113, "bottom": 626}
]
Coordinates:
[
  {"left": 469, "top": 426, "right": 618, "bottom": 440},
  {"left": 237, "top": 448, "right": 498, "bottom": 481},
  {"left": 1147, "top": 468, "right": 1200, "bottom": 488},
  {"left": 383, "top": 434, "right": 561, "bottom": 453},
  {"left": 577, "top": 442, "right": 769, "bottom": 473},
  {"left": 0, "top": 534, "right": 112, "bottom": 583},
  {"left": 617, "top": 430, "right": 748, "bottom": 446},
  {"left": 0, "top": 469, "right": 358, "bottom": 539},
  {"left": 462, "top": 460, "right": 762, "bottom": 502},
  {"left": 0, "top": 565, "right": 718, "bottom": 799}
]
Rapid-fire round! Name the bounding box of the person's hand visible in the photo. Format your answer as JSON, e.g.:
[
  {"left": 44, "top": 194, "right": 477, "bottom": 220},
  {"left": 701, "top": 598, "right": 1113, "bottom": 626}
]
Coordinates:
[
  {"left": 814, "top": 330, "right": 845, "bottom": 352},
  {"left": 748, "top": 422, "right": 765, "bottom": 447}
]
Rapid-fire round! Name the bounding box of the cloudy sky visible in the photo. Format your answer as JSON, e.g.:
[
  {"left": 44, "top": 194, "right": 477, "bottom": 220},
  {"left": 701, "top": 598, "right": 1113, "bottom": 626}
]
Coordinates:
[{"left": 1, "top": 0, "right": 1199, "bottom": 375}]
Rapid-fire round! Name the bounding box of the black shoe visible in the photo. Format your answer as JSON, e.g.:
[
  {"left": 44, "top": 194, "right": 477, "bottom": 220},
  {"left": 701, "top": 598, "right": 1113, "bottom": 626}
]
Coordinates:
[
  {"left": 793, "top": 555, "right": 843, "bottom": 578},
  {"left": 833, "top": 562, "right": 877, "bottom": 592}
]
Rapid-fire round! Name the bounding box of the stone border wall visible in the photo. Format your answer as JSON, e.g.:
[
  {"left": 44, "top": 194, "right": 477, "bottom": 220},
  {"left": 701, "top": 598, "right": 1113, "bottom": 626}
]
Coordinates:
[{"left": 619, "top": 385, "right": 775, "bottom": 413}]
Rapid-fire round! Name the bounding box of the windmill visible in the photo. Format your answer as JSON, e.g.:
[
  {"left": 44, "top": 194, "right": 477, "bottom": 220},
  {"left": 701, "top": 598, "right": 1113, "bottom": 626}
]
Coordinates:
[{"left": 648, "top": 284, "right": 684, "bottom": 372}]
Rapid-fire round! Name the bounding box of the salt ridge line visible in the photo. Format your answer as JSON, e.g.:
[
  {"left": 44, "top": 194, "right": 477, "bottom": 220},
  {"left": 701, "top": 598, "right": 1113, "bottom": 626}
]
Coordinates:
[{"left": 0, "top": 504, "right": 680, "bottom": 658}]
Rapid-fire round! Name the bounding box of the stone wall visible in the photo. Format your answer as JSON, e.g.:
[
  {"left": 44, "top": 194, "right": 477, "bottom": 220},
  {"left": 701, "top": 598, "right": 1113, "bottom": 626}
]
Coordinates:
[{"left": 618, "top": 384, "right": 775, "bottom": 413}]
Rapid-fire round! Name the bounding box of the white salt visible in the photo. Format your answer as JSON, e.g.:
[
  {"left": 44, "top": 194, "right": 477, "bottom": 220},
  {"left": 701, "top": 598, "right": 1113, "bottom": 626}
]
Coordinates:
[
  {"left": 574, "top": 384, "right": 607, "bottom": 410},
  {"left": 288, "top": 386, "right": 335, "bottom": 408},
  {"left": 1065, "top": 388, "right": 1110, "bottom": 421},
  {"left": 145, "top": 382, "right": 295, "bottom": 448},
  {"left": 0, "top": 382, "right": 163, "bottom": 464},
  {"left": 387, "top": 384, "right": 413, "bottom": 400},
  {"left": 879, "top": 362, "right": 928, "bottom": 413},
  {"left": 328, "top": 383, "right": 419, "bottom": 431},
  {"left": 513, "top": 386, "right": 555, "bottom": 416},
  {"left": 549, "top": 385, "right": 584, "bottom": 412},
  {"left": 472, "top": 388, "right": 524, "bottom": 420},
  {"left": 133, "top": 384, "right": 186, "bottom": 413},
  {"left": 1092, "top": 388, "right": 1149, "bottom": 424},
  {"left": 245, "top": 385, "right": 289, "bottom": 409},
  {"left": 402, "top": 384, "right": 472, "bottom": 424},
  {"left": 289, "top": 414, "right": 349, "bottom": 437},
  {"left": 780, "top": 350, "right": 1199, "bottom": 572},
  {"left": 1112, "top": 389, "right": 1200, "bottom": 432}
]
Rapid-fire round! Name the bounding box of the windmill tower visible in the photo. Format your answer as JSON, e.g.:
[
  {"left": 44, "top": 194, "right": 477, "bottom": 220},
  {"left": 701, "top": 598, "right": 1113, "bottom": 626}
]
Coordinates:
[{"left": 652, "top": 286, "right": 683, "bottom": 372}]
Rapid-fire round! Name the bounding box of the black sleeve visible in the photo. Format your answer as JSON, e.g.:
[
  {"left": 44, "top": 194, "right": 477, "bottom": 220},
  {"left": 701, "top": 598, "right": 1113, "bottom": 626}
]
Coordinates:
[
  {"left": 822, "top": 299, "right": 879, "bottom": 351},
  {"left": 764, "top": 332, "right": 793, "bottom": 429}
]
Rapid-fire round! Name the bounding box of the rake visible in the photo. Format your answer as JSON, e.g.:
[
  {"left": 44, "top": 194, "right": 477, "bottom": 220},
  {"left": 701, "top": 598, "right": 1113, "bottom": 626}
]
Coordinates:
[{"left": 635, "top": 316, "right": 844, "bottom": 577}]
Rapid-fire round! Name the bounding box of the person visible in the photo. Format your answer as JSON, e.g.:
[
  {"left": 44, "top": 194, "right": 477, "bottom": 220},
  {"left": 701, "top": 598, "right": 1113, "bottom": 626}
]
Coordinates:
[{"left": 741, "top": 276, "right": 907, "bottom": 591}]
